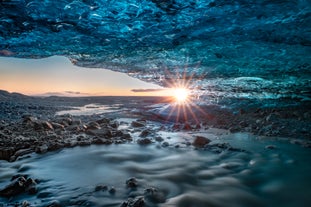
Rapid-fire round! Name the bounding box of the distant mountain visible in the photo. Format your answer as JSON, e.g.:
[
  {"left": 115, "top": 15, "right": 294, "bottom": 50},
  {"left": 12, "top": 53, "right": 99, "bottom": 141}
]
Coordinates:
[{"left": 0, "top": 90, "right": 28, "bottom": 100}]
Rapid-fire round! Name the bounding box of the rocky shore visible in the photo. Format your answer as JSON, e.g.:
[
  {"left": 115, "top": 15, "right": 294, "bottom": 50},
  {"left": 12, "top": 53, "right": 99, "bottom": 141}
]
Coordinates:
[{"left": 1, "top": 91, "right": 311, "bottom": 162}]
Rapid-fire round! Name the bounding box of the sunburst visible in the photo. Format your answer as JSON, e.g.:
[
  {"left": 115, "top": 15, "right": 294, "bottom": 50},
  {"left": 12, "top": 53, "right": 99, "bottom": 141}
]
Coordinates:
[{"left": 160, "top": 67, "right": 207, "bottom": 124}]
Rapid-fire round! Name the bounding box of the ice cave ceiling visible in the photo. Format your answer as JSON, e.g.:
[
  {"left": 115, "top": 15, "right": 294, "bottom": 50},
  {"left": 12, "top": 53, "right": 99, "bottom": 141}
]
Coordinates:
[{"left": 0, "top": 0, "right": 311, "bottom": 105}]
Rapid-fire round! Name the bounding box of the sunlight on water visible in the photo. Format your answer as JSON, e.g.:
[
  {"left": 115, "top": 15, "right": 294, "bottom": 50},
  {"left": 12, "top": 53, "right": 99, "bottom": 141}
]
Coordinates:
[{"left": 56, "top": 103, "right": 121, "bottom": 116}]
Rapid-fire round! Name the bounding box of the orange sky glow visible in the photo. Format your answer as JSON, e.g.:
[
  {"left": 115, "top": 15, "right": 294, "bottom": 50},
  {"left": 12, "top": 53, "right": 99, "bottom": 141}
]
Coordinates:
[{"left": 0, "top": 56, "right": 171, "bottom": 97}]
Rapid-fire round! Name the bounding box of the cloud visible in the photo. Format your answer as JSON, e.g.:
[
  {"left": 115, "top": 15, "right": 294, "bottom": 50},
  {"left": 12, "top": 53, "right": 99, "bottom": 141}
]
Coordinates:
[
  {"left": 64, "top": 91, "right": 82, "bottom": 95},
  {"left": 131, "top": 88, "right": 165, "bottom": 93}
]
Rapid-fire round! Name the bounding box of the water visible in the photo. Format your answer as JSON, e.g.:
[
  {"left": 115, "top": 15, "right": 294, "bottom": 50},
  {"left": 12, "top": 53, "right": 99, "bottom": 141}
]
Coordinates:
[
  {"left": 56, "top": 103, "right": 122, "bottom": 116},
  {"left": 1, "top": 133, "right": 311, "bottom": 207}
]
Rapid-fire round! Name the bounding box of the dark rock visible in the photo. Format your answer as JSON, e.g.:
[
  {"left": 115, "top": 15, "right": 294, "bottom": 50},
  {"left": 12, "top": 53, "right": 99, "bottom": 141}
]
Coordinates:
[
  {"left": 155, "top": 136, "right": 164, "bottom": 142},
  {"left": 0, "top": 176, "right": 37, "bottom": 197},
  {"left": 96, "top": 117, "right": 110, "bottom": 125},
  {"left": 86, "top": 121, "right": 101, "bottom": 130},
  {"left": 126, "top": 177, "right": 138, "bottom": 188},
  {"left": 86, "top": 128, "right": 112, "bottom": 138},
  {"left": 131, "top": 120, "right": 146, "bottom": 128},
  {"left": 139, "top": 129, "right": 153, "bottom": 137},
  {"left": 121, "top": 196, "right": 145, "bottom": 207},
  {"left": 137, "top": 138, "right": 152, "bottom": 145},
  {"left": 51, "top": 122, "right": 65, "bottom": 130},
  {"left": 183, "top": 123, "right": 192, "bottom": 130},
  {"left": 109, "top": 187, "right": 116, "bottom": 194},
  {"left": 95, "top": 184, "right": 108, "bottom": 192},
  {"left": 161, "top": 142, "right": 169, "bottom": 147},
  {"left": 0, "top": 147, "right": 15, "bottom": 161},
  {"left": 192, "top": 136, "right": 211, "bottom": 148},
  {"left": 265, "top": 145, "right": 277, "bottom": 150},
  {"left": 46, "top": 200, "right": 61, "bottom": 207},
  {"left": 144, "top": 187, "right": 166, "bottom": 203},
  {"left": 110, "top": 120, "right": 119, "bottom": 128}
]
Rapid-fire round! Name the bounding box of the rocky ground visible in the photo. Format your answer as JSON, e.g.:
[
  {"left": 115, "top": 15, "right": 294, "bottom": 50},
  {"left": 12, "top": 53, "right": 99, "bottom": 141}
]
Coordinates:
[
  {"left": 1, "top": 91, "right": 311, "bottom": 163},
  {"left": 0, "top": 91, "right": 311, "bottom": 206}
]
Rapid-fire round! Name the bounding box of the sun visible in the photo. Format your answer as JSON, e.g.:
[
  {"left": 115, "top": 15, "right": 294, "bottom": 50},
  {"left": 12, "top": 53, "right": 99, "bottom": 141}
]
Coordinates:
[{"left": 173, "top": 88, "right": 189, "bottom": 103}]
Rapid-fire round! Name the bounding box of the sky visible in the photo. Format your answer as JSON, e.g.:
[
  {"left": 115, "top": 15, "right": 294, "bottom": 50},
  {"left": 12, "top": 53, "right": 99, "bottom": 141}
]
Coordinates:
[{"left": 0, "top": 56, "right": 169, "bottom": 96}]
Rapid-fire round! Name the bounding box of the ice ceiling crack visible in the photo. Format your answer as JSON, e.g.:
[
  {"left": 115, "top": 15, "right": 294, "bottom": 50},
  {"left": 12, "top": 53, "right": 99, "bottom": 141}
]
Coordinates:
[{"left": 0, "top": 0, "right": 311, "bottom": 105}]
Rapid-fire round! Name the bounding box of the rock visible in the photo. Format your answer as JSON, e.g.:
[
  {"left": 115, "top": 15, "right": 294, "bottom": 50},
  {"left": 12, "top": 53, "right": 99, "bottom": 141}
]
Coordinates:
[
  {"left": 109, "top": 187, "right": 116, "bottom": 194},
  {"left": 33, "top": 121, "right": 53, "bottom": 131},
  {"left": 109, "top": 120, "right": 119, "bottom": 128},
  {"left": 192, "top": 136, "right": 211, "bottom": 148},
  {"left": 46, "top": 200, "right": 61, "bottom": 207},
  {"left": 0, "top": 147, "right": 15, "bottom": 161},
  {"left": 131, "top": 120, "right": 146, "bottom": 128},
  {"left": 139, "top": 129, "right": 153, "bottom": 137},
  {"left": 126, "top": 177, "right": 138, "bottom": 188},
  {"left": 86, "top": 121, "right": 101, "bottom": 130},
  {"left": 86, "top": 128, "right": 112, "bottom": 138},
  {"left": 137, "top": 138, "right": 152, "bottom": 145},
  {"left": 0, "top": 176, "right": 37, "bottom": 197},
  {"left": 155, "top": 136, "right": 164, "bottom": 142},
  {"left": 51, "top": 122, "right": 65, "bottom": 130},
  {"left": 162, "top": 142, "right": 169, "bottom": 147},
  {"left": 22, "top": 115, "right": 37, "bottom": 123},
  {"left": 121, "top": 196, "right": 145, "bottom": 207},
  {"left": 144, "top": 187, "right": 166, "bottom": 203},
  {"left": 265, "top": 145, "right": 277, "bottom": 150},
  {"left": 183, "top": 123, "right": 192, "bottom": 130},
  {"left": 117, "top": 130, "right": 132, "bottom": 140},
  {"left": 96, "top": 118, "right": 110, "bottom": 125},
  {"left": 95, "top": 184, "right": 108, "bottom": 192}
]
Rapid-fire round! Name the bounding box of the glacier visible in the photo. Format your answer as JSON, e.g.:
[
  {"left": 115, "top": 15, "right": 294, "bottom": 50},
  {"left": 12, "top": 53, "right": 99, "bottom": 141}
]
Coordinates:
[{"left": 0, "top": 0, "right": 311, "bottom": 107}]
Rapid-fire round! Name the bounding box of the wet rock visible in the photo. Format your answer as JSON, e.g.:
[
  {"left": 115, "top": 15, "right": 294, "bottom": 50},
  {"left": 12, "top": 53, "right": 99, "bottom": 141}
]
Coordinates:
[
  {"left": 0, "top": 147, "right": 15, "bottom": 161},
  {"left": 33, "top": 121, "right": 54, "bottom": 131},
  {"left": 116, "top": 130, "right": 132, "bottom": 140},
  {"left": 265, "top": 145, "right": 277, "bottom": 150},
  {"left": 96, "top": 117, "right": 110, "bottom": 125},
  {"left": 183, "top": 123, "right": 192, "bottom": 130},
  {"left": 155, "top": 136, "right": 164, "bottom": 142},
  {"left": 95, "top": 184, "right": 108, "bottom": 192},
  {"left": 139, "top": 129, "right": 153, "bottom": 137},
  {"left": 131, "top": 120, "right": 146, "bottom": 128},
  {"left": 51, "top": 122, "right": 65, "bottom": 130},
  {"left": 0, "top": 176, "right": 37, "bottom": 197},
  {"left": 121, "top": 196, "right": 145, "bottom": 207},
  {"left": 161, "top": 142, "right": 169, "bottom": 147},
  {"left": 126, "top": 177, "right": 138, "bottom": 188},
  {"left": 137, "top": 138, "right": 152, "bottom": 145},
  {"left": 192, "top": 136, "right": 211, "bottom": 148},
  {"left": 86, "top": 128, "right": 112, "bottom": 138},
  {"left": 35, "top": 144, "right": 49, "bottom": 154},
  {"left": 109, "top": 187, "right": 116, "bottom": 194},
  {"left": 86, "top": 121, "right": 101, "bottom": 130},
  {"left": 110, "top": 120, "right": 119, "bottom": 128},
  {"left": 22, "top": 115, "right": 37, "bottom": 123},
  {"left": 144, "top": 187, "right": 166, "bottom": 203},
  {"left": 46, "top": 200, "right": 61, "bottom": 207}
]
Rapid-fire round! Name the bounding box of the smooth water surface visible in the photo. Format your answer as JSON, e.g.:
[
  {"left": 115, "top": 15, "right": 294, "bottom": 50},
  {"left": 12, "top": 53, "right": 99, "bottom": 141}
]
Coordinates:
[{"left": 1, "top": 133, "right": 311, "bottom": 207}]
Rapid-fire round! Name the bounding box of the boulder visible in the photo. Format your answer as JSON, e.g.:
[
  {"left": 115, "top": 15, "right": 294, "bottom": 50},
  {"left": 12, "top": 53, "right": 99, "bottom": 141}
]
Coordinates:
[
  {"left": 126, "top": 177, "right": 138, "bottom": 188},
  {"left": 192, "top": 136, "right": 211, "bottom": 148},
  {"left": 121, "top": 196, "right": 145, "bottom": 207},
  {"left": 137, "top": 138, "right": 152, "bottom": 145},
  {"left": 139, "top": 129, "right": 153, "bottom": 137},
  {"left": 0, "top": 176, "right": 37, "bottom": 197},
  {"left": 131, "top": 120, "right": 146, "bottom": 128}
]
